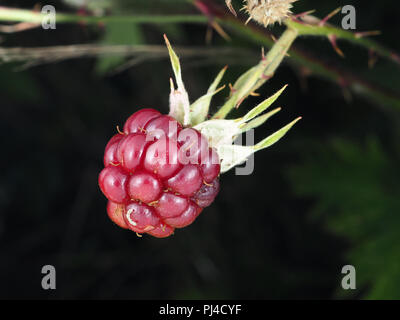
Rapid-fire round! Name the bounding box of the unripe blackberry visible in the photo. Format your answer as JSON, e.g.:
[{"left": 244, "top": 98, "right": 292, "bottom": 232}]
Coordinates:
[{"left": 99, "top": 108, "right": 221, "bottom": 238}]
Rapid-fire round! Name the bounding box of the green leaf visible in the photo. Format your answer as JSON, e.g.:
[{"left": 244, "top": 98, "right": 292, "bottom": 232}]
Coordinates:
[
  {"left": 240, "top": 107, "right": 281, "bottom": 132},
  {"left": 218, "top": 144, "right": 255, "bottom": 173},
  {"left": 190, "top": 66, "right": 227, "bottom": 125},
  {"left": 254, "top": 117, "right": 301, "bottom": 150},
  {"left": 164, "top": 34, "right": 190, "bottom": 125},
  {"left": 164, "top": 34, "right": 184, "bottom": 89},
  {"left": 287, "top": 138, "right": 400, "bottom": 299},
  {"left": 241, "top": 85, "right": 287, "bottom": 122}
]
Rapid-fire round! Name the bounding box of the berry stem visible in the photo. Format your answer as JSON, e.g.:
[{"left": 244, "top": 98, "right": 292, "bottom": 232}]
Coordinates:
[{"left": 212, "top": 27, "right": 298, "bottom": 119}]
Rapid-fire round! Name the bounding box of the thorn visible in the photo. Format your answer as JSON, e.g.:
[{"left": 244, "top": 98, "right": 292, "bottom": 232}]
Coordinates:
[
  {"left": 235, "top": 98, "right": 245, "bottom": 109},
  {"left": 210, "top": 20, "right": 231, "bottom": 41},
  {"left": 261, "top": 47, "right": 265, "bottom": 60},
  {"left": 319, "top": 7, "right": 341, "bottom": 26},
  {"left": 270, "top": 34, "right": 277, "bottom": 42},
  {"left": 328, "top": 34, "right": 345, "bottom": 57},
  {"left": 205, "top": 23, "right": 213, "bottom": 45},
  {"left": 354, "top": 30, "right": 381, "bottom": 39},
  {"left": 136, "top": 232, "right": 143, "bottom": 238},
  {"left": 148, "top": 200, "right": 159, "bottom": 207},
  {"left": 293, "top": 10, "right": 316, "bottom": 20},
  {"left": 225, "top": 0, "right": 237, "bottom": 17},
  {"left": 169, "top": 77, "right": 175, "bottom": 91},
  {"left": 216, "top": 84, "right": 227, "bottom": 93},
  {"left": 368, "top": 49, "right": 378, "bottom": 69},
  {"left": 245, "top": 16, "right": 252, "bottom": 25},
  {"left": 116, "top": 125, "right": 125, "bottom": 135},
  {"left": 261, "top": 73, "right": 273, "bottom": 80},
  {"left": 203, "top": 180, "right": 213, "bottom": 187},
  {"left": 249, "top": 91, "right": 260, "bottom": 97},
  {"left": 163, "top": 33, "right": 171, "bottom": 47},
  {"left": 110, "top": 162, "right": 120, "bottom": 167},
  {"left": 33, "top": 3, "right": 41, "bottom": 11}
]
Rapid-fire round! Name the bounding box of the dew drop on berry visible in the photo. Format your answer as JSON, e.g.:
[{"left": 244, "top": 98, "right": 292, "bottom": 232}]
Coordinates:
[
  {"left": 128, "top": 171, "right": 162, "bottom": 203},
  {"left": 166, "top": 164, "right": 203, "bottom": 197},
  {"left": 99, "top": 166, "right": 129, "bottom": 204},
  {"left": 123, "top": 108, "right": 161, "bottom": 134}
]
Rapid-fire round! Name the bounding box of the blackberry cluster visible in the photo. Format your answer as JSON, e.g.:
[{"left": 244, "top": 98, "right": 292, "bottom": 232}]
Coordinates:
[{"left": 99, "top": 109, "right": 220, "bottom": 238}]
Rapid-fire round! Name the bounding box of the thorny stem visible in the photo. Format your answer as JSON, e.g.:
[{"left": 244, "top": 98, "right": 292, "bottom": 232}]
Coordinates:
[
  {"left": 0, "top": 7, "right": 207, "bottom": 25},
  {"left": 0, "top": 4, "right": 399, "bottom": 109},
  {"left": 285, "top": 18, "right": 396, "bottom": 63},
  {"left": 212, "top": 27, "right": 298, "bottom": 119}
]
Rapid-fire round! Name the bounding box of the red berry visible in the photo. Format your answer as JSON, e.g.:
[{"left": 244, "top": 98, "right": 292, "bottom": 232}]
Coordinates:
[
  {"left": 107, "top": 201, "right": 128, "bottom": 229},
  {"left": 178, "top": 128, "right": 209, "bottom": 164},
  {"left": 192, "top": 178, "right": 220, "bottom": 208},
  {"left": 145, "top": 115, "right": 182, "bottom": 140},
  {"left": 118, "top": 133, "right": 151, "bottom": 172},
  {"left": 200, "top": 148, "right": 220, "bottom": 183},
  {"left": 99, "top": 108, "right": 221, "bottom": 238},
  {"left": 166, "top": 164, "right": 203, "bottom": 196},
  {"left": 164, "top": 202, "right": 202, "bottom": 228},
  {"left": 123, "top": 108, "right": 161, "bottom": 134},
  {"left": 99, "top": 166, "right": 129, "bottom": 204},
  {"left": 128, "top": 171, "right": 162, "bottom": 203},
  {"left": 144, "top": 138, "right": 182, "bottom": 179},
  {"left": 148, "top": 223, "right": 175, "bottom": 238},
  {"left": 155, "top": 192, "right": 189, "bottom": 218},
  {"left": 103, "top": 134, "right": 124, "bottom": 167},
  {"left": 124, "top": 202, "right": 159, "bottom": 233}
]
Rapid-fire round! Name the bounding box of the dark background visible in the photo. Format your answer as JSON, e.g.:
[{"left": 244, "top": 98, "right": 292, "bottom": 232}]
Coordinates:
[{"left": 0, "top": 0, "right": 399, "bottom": 299}]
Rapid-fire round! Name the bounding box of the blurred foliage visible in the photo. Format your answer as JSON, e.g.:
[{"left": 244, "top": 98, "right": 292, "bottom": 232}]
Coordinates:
[
  {"left": 288, "top": 138, "right": 400, "bottom": 299},
  {"left": 95, "top": 22, "right": 144, "bottom": 74}
]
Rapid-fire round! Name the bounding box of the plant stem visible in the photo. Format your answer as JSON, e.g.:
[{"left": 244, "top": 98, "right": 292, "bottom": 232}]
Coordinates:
[
  {"left": 0, "top": 4, "right": 399, "bottom": 109},
  {"left": 212, "top": 27, "right": 298, "bottom": 119},
  {"left": 0, "top": 7, "right": 207, "bottom": 24},
  {"left": 285, "top": 18, "right": 398, "bottom": 64}
]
